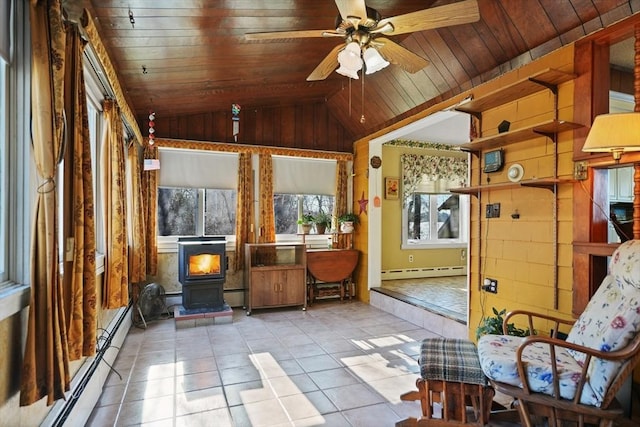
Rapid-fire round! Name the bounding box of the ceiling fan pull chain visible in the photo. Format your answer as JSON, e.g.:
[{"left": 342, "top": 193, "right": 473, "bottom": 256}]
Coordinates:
[
  {"left": 360, "top": 71, "right": 366, "bottom": 123},
  {"left": 347, "top": 77, "right": 351, "bottom": 116}
]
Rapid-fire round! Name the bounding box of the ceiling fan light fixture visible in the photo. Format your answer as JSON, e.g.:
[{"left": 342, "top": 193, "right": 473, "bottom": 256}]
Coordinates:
[
  {"left": 363, "top": 47, "right": 389, "bottom": 74},
  {"left": 336, "top": 42, "right": 363, "bottom": 79},
  {"left": 336, "top": 64, "right": 360, "bottom": 79}
]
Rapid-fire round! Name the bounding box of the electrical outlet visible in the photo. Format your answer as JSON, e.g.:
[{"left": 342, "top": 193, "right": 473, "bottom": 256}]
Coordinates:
[
  {"left": 409, "top": 255, "right": 414, "bottom": 263},
  {"left": 482, "top": 278, "right": 498, "bottom": 293},
  {"left": 485, "top": 203, "right": 501, "bottom": 218}
]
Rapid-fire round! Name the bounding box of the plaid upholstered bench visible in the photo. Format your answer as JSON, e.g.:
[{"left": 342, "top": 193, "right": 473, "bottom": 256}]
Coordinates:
[{"left": 400, "top": 338, "right": 495, "bottom": 426}]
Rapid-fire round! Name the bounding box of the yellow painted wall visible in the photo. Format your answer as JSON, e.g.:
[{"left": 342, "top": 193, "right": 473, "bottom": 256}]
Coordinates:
[
  {"left": 466, "top": 46, "right": 576, "bottom": 338},
  {"left": 353, "top": 140, "right": 370, "bottom": 303},
  {"left": 354, "top": 44, "right": 578, "bottom": 338}
]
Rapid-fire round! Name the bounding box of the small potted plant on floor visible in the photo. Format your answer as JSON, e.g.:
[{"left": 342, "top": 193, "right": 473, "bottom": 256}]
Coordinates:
[
  {"left": 338, "top": 212, "right": 359, "bottom": 233},
  {"left": 297, "top": 213, "right": 315, "bottom": 234},
  {"left": 475, "top": 307, "right": 531, "bottom": 340},
  {"left": 314, "top": 211, "right": 332, "bottom": 235}
]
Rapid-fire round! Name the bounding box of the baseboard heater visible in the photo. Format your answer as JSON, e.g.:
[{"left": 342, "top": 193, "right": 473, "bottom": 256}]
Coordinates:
[{"left": 381, "top": 265, "right": 467, "bottom": 280}]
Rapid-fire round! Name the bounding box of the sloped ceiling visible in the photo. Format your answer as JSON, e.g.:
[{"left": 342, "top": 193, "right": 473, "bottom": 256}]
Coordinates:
[{"left": 82, "top": 0, "right": 637, "bottom": 145}]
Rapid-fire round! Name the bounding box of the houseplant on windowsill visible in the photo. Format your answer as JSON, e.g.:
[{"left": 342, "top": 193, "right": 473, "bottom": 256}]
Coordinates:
[
  {"left": 297, "top": 213, "right": 315, "bottom": 234},
  {"left": 314, "top": 211, "right": 332, "bottom": 235},
  {"left": 338, "top": 212, "right": 359, "bottom": 233}
]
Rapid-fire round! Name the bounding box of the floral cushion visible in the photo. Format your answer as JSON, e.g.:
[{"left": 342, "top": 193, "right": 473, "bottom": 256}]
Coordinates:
[
  {"left": 565, "top": 239, "right": 640, "bottom": 406},
  {"left": 478, "top": 240, "right": 640, "bottom": 407},
  {"left": 477, "top": 334, "right": 599, "bottom": 405}
]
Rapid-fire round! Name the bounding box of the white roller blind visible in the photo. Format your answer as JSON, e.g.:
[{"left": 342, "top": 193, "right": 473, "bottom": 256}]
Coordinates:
[
  {"left": 273, "top": 156, "right": 336, "bottom": 195},
  {"left": 158, "top": 148, "right": 238, "bottom": 189}
]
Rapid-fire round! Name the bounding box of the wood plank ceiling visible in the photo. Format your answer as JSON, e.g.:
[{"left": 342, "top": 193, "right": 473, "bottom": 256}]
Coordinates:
[{"left": 83, "top": 0, "right": 637, "bottom": 150}]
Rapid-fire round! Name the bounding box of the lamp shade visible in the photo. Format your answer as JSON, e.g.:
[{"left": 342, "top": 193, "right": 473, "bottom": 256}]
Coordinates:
[
  {"left": 363, "top": 47, "right": 389, "bottom": 74},
  {"left": 582, "top": 112, "right": 640, "bottom": 161}
]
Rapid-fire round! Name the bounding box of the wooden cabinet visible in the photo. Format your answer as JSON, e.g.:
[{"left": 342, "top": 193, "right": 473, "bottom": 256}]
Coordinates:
[
  {"left": 244, "top": 243, "right": 306, "bottom": 315},
  {"left": 609, "top": 166, "right": 634, "bottom": 202}
]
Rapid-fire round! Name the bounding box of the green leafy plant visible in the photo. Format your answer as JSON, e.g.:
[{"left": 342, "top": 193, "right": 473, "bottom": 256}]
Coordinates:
[
  {"left": 476, "top": 307, "right": 531, "bottom": 340},
  {"left": 314, "top": 211, "right": 332, "bottom": 227},
  {"left": 338, "top": 212, "right": 359, "bottom": 225},
  {"left": 297, "top": 213, "right": 315, "bottom": 225}
]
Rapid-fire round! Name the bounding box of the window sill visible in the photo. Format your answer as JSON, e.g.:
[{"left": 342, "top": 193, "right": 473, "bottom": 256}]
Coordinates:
[
  {"left": 0, "top": 282, "right": 30, "bottom": 322},
  {"left": 401, "top": 242, "right": 467, "bottom": 250}
]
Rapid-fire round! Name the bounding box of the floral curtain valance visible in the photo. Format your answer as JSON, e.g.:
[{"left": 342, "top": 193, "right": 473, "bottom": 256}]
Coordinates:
[{"left": 401, "top": 153, "right": 468, "bottom": 205}]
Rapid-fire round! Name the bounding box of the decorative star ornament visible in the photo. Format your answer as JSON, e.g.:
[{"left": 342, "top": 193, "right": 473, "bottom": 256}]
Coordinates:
[{"left": 358, "top": 191, "right": 369, "bottom": 215}]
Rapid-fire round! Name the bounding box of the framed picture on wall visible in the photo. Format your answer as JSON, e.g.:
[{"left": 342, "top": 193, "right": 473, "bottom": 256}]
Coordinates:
[{"left": 385, "top": 177, "right": 399, "bottom": 200}]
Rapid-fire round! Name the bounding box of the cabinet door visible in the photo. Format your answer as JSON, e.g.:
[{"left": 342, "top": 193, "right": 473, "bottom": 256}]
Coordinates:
[
  {"left": 280, "top": 269, "right": 305, "bottom": 305},
  {"left": 617, "top": 167, "right": 634, "bottom": 201},
  {"left": 250, "top": 270, "right": 279, "bottom": 307}
]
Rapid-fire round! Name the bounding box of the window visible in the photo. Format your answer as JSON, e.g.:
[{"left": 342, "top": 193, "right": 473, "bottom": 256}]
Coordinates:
[
  {"left": 0, "top": 58, "right": 6, "bottom": 282},
  {"left": 156, "top": 149, "right": 239, "bottom": 243},
  {"left": 272, "top": 156, "right": 337, "bottom": 235},
  {"left": 274, "top": 194, "right": 334, "bottom": 234},
  {"left": 2, "top": 0, "right": 31, "bottom": 321},
  {"left": 403, "top": 193, "right": 467, "bottom": 247},
  {"left": 157, "top": 187, "right": 236, "bottom": 237},
  {"left": 86, "top": 97, "right": 104, "bottom": 253}
]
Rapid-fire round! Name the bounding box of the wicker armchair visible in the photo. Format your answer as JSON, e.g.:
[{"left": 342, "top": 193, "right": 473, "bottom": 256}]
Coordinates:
[{"left": 477, "top": 239, "right": 640, "bottom": 427}]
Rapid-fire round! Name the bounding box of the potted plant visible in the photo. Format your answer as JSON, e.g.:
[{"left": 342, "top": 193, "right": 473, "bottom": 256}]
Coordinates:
[
  {"left": 297, "top": 213, "right": 315, "bottom": 234},
  {"left": 338, "top": 212, "right": 359, "bottom": 233},
  {"left": 313, "top": 211, "right": 332, "bottom": 235},
  {"left": 475, "top": 307, "right": 531, "bottom": 340}
]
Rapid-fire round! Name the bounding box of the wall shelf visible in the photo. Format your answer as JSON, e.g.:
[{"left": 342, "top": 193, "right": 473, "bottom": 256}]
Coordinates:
[
  {"left": 456, "top": 68, "right": 576, "bottom": 117},
  {"left": 460, "top": 120, "right": 582, "bottom": 152},
  {"left": 450, "top": 179, "right": 574, "bottom": 197}
]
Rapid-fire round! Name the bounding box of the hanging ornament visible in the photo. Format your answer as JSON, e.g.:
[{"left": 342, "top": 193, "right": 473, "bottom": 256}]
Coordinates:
[
  {"left": 232, "top": 103, "right": 241, "bottom": 142},
  {"left": 148, "top": 111, "right": 155, "bottom": 146}
]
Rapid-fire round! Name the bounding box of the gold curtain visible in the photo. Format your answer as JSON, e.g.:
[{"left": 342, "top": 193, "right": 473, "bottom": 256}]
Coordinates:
[
  {"left": 258, "top": 154, "right": 275, "bottom": 243},
  {"left": 334, "top": 160, "right": 348, "bottom": 219},
  {"left": 63, "top": 24, "right": 97, "bottom": 361},
  {"left": 234, "top": 152, "right": 252, "bottom": 270},
  {"left": 21, "top": 0, "right": 69, "bottom": 406},
  {"left": 143, "top": 145, "right": 158, "bottom": 275},
  {"left": 102, "top": 100, "right": 129, "bottom": 308},
  {"left": 127, "top": 144, "right": 146, "bottom": 283}
]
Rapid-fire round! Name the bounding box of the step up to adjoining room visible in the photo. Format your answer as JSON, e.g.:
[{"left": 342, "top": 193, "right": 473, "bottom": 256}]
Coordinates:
[{"left": 370, "top": 288, "right": 468, "bottom": 339}]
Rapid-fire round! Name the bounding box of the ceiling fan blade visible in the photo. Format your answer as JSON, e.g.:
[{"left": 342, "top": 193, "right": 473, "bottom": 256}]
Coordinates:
[
  {"left": 373, "top": 38, "right": 429, "bottom": 73},
  {"left": 376, "top": 0, "right": 479, "bottom": 36},
  {"left": 335, "top": 0, "right": 367, "bottom": 23},
  {"left": 307, "top": 44, "right": 344, "bottom": 81},
  {"left": 245, "top": 29, "right": 330, "bottom": 41}
]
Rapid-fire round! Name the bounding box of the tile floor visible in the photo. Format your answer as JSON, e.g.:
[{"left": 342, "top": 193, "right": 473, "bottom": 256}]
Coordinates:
[
  {"left": 87, "top": 297, "right": 518, "bottom": 427},
  {"left": 378, "top": 276, "right": 468, "bottom": 323}
]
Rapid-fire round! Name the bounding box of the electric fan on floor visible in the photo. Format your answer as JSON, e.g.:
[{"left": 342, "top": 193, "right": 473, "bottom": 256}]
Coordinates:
[{"left": 134, "top": 283, "right": 170, "bottom": 328}]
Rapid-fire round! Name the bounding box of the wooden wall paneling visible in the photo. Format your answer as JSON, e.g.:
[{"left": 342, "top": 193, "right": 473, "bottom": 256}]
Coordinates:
[
  {"left": 257, "top": 108, "right": 273, "bottom": 146},
  {"left": 211, "top": 111, "right": 227, "bottom": 142},
  {"left": 369, "top": 73, "right": 405, "bottom": 117},
  {"left": 610, "top": 68, "right": 634, "bottom": 94},
  {"left": 243, "top": 108, "right": 257, "bottom": 146},
  {"left": 437, "top": 26, "right": 482, "bottom": 78},
  {"left": 300, "top": 105, "right": 314, "bottom": 149},
  {"left": 572, "top": 39, "right": 599, "bottom": 315},
  {"left": 279, "top": 105, "right": 295, "bottom": 147},
  {"left": 186, "top": 114, "right": 204, "bottom": 141}
]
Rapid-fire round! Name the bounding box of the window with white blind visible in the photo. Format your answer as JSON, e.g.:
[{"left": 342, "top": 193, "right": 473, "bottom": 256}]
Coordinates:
[
  {"left": 157, "top": 149, "right": 238, "bottom": 239},
  {"left": 272, "top": 156, "right": 337, "bottom": 235}
]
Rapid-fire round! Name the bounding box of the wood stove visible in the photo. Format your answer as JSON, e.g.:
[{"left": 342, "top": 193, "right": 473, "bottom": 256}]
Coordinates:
[{"left": 178, "top": 237, "right": 227, "bottom": 310}]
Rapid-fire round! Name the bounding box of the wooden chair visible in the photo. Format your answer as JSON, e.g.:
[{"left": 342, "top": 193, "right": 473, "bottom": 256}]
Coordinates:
[{"left": 477, "top": 239, "right": 640, "bottom": 427}]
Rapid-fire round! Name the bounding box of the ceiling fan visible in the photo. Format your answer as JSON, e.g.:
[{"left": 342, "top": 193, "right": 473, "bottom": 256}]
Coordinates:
[{"left": 245, "top": 0, "right": 480, "bottom": 81}]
